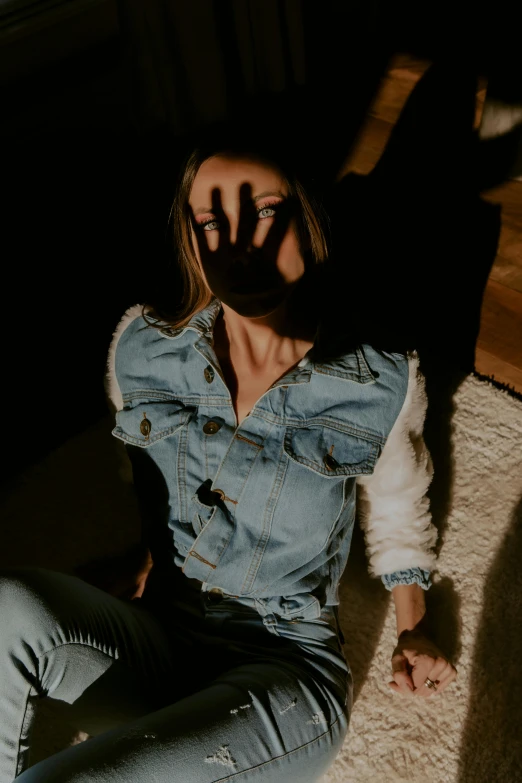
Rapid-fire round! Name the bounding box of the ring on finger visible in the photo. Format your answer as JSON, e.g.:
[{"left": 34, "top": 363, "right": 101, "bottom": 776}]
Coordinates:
[{"left": 424, "top": 677, "right": 438, "bottom": 690}]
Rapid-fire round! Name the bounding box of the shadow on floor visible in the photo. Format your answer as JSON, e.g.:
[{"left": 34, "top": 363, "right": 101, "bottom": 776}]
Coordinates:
[
  {"left": 332, "top": 58, "right": 501, "bottom": 703},
  {"left": 456, "top": 494, "right": 522, "bottom": 782}
]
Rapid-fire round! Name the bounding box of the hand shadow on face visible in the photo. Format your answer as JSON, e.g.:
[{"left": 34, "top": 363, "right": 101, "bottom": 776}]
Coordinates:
[{"left": 189, "top": 182, "right": 296, "bottom": 317}]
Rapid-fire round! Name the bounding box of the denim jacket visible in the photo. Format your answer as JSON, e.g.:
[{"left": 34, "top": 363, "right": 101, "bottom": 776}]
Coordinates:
[{"left": 106, "top": 297, "right": 437, "bottom": 623}]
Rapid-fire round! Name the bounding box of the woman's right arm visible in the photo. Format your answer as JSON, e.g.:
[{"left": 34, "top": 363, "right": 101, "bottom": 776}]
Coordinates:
[
  {"left": 74, "top": 305, "right": 154, "bottom": 600},
  {"left": 74, "top": 542, "right": 153, "bottom": 600}
]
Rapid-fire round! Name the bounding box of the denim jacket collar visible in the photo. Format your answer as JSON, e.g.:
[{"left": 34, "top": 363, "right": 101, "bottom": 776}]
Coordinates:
[{"left": 157, "top": 296, "right": 377, "bottom": 386}]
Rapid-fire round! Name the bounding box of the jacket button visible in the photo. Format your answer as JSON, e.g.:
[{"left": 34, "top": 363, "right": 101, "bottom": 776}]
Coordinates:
[
  {"left": 140, "top": 414, "right": 151, "bottom": 438},
  {"left": 207, "top": 587, "right": 224, "bottom": 604},
  {"left": 160, "top": 326, "right": 182, "bottom": 337},
  {"left": 203, "top": 420, "right": 222, "bottom": 435},
  {"left": 323, "top": 454, "right": 339, "bottom": 471},
  {"left": 204, "top": 366, "right": 215, "bottom": 383}
]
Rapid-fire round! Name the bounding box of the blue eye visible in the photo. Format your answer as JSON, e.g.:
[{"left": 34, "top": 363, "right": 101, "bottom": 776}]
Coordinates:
[
  {"left": 202, "top": 220, "right": 220, "bottom": 232},
  {"left": 257, "top": 207, "right": 276, "bottom": 219}
]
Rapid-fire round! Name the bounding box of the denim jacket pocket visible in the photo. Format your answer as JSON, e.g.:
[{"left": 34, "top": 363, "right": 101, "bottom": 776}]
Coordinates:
[
  {"left": 112, "top": 400, "right": 194, "bottom": 447},
  {"left": 262, "top": 593, "right": 323, "bottom": 621},
  {"left": 283, "top": 424, "right": 381, "bottom": 478}
]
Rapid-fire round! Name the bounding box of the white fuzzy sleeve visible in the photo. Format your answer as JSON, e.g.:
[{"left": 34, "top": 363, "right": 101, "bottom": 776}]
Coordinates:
[
  {"left": 355, "top": 351, "right": 438, "bottom": 578},
  {"left": 104, "top": 304, "right": 145, "bottom": 484},
  {"left": 104, "top": 304, "right": 145, "bottom": 415}
]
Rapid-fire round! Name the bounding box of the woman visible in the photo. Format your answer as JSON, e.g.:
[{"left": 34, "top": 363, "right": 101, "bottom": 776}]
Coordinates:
[{"left": 0, "top": 136, "right": 457, "bottom": 783}]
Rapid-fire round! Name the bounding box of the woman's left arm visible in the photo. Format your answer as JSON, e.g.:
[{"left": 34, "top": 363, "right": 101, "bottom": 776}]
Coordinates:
[
  {"left": 356, "top": 350, "right": 457, "bottom": 698},
  {"left": 389, "top": 583, "right": 457, "bottom": 697}
]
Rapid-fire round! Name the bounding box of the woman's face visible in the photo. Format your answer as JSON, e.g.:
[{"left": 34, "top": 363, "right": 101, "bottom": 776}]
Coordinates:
[{"left": 188, "top": 154, "right": 306, "bottom": 317}]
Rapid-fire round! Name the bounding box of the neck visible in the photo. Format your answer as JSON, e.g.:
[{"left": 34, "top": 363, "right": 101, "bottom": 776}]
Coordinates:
[{"left": 214, "top": 273, "right": 320, "bottom": 372}]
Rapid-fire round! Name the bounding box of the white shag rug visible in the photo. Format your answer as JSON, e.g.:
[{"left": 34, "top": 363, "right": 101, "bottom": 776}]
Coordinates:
[
  {"left": 1, "top": 370, "right": 521, "bottom": 783},
  {"left": 326, "top": 371, "right": 522, "bottom": 783}
]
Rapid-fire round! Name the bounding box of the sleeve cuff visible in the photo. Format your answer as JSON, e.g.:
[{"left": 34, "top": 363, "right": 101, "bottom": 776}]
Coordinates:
[{"left": 381, "top": 567, "right": 432, "bottom": 591}]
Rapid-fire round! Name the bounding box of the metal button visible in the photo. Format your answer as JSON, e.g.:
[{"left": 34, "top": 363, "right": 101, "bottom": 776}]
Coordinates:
[
  {"left": 140, "top": 413, "right": 151, "bottom": 438},
  {"left": 203, "top": 420, "right": 222, "bottom": 435},
  {"left": 323, "top": 454, "right": 339, "bottom": 471},
  {"left": 207, "top": 587, "right": 224, "bottom": 604},
  {"left": 204, "top": 365, "right": 215, "bottom": 383},
  {"left": 160, "top": 326, "right": 182, "bottom": 337}
]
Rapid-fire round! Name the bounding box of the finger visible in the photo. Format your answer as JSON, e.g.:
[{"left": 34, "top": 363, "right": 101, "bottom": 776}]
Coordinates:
[
  {"left": 416, "top": 682, "right": 437, "bottom": 698},
  {"left": 399, "top": 648, "right": 421, "bottom": 666},
  {"left": 235, "top": 182, "right": 259, "bottom": 253},
  {"left": 414, "top": 665, "right": 441, "bottom": 699},
  {"left": 427, "top": 658, "right": 455, "bottom": 684},
  {"left": 262, "top": 196, "right": 294, "bottom": 258},
  {"left": 432, "top": 665, "right": 458, "bottom": 694},
  {"left": 211, "top": 187, "right": 230, "bottom": 254},
  {"left": 391, "top": 669, "right": 415, "bottom": 695},
  {"left": 416, "top": 662, "right": 455, "bottom": 698},
  {"left": 188, "top": 203, "right": 209, "bottom": 262}
]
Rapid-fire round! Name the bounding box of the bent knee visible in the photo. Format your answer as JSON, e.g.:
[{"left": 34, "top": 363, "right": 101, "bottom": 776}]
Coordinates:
[{"left": 0, "top": 567, "right": 70, "bottom": 641}]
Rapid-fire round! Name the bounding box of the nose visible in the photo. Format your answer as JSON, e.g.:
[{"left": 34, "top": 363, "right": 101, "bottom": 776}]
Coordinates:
[
  {"left": 230, "top": 245, "right": 264, "bottom": 271},
  {"left": 232, "top": 243, "right": 262, "bottom": 261}
]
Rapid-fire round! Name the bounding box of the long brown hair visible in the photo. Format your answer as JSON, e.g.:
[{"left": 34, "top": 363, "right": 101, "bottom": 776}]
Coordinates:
[{"left": 143, "top": 135, "right": 330, "bottom": 330}]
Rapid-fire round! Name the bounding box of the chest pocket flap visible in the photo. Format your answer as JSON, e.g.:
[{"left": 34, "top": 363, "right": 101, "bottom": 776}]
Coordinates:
[
  {"left": 284, "top": 424, "right": 381, "bottom": 477},
  {"left": 113, "top": 400, "right": 194, "bottom": 447}
]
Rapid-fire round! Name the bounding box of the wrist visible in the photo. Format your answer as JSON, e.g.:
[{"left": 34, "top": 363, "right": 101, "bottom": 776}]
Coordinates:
[
  {"left": 397, "top": 614, "right": 430, "bottom": 641},
  {"left": 391, "top": 582, "right": 427, "bottom": 638}
]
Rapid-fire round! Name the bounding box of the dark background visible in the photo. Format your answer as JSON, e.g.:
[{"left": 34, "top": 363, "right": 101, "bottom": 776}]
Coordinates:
[{"left": 1, "top": 1, "right": 520, "bottom": 482}]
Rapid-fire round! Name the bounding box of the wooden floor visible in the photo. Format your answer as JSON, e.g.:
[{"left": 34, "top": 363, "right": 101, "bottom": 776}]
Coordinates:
[{"left": 342, "top": 54, "right": 522, "bottom": 393}]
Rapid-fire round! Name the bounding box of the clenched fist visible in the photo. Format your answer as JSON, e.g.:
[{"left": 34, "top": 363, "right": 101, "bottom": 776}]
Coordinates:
[{"left": 389, "top": 629, "right": 458, "bottom": 697}]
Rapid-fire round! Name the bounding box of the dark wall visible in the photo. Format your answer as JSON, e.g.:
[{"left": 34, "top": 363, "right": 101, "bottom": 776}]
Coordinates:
[
  {"left": 2, "top": 8, "right": 139, "bottom": 483},
  {"left": 1, "top": 2, "right": 517, "bottom": 484}
]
